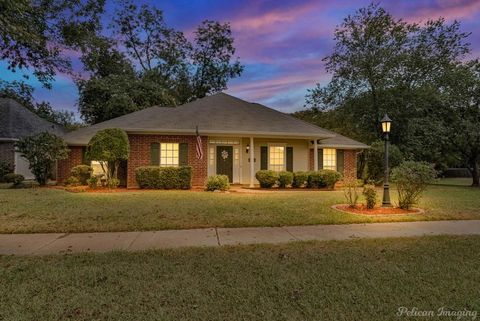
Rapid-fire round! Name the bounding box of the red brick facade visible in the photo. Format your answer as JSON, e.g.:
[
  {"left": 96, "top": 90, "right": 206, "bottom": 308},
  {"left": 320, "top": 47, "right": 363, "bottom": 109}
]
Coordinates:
[
  {"left": 57, "top": 146, "right": 83, "bottom": 184},
  {"left": 309, "top": 149, "right": 357, "bottom": 180},
  {"left": 127, "top": 134, "right": 208, "bottom": 188}
]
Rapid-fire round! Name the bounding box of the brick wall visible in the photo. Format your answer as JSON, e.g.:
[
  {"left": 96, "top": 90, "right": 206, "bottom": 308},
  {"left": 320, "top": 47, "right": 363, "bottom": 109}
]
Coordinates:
[
  {"left": 309, "top": 149, "right": 357, "bottom": 180},
  {"left": 0, "top": 142, "right": 15, "bottom": 165},
  {"left": 127, "top": 134, "right": 208, "bottom": 188},
  {"left": 57, "top": 146, "right": 83, "bottom": 184}
]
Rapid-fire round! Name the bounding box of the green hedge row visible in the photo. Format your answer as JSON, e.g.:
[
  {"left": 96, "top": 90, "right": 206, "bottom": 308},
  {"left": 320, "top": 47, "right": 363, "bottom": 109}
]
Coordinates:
[
  {"left": 256, "top": 169, "right": 341, "bottom": 189},
  {"left": 135, "top": 166, "right": 192, "bottom": 189}
]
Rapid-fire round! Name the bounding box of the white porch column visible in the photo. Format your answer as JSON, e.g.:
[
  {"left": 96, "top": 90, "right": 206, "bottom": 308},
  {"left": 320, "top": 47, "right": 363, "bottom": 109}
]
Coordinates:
[
  {"left": 249, "top": 136, "right": 255, "bottom": 187},
  {"left": 313, "top": 139, "right": 318, "bottom": 171}
]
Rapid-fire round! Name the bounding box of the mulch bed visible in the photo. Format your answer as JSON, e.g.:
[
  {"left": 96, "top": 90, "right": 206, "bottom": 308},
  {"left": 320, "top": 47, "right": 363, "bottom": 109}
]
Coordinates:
[{"left": 333, "top": 204, "right": 424, "bottom": 216}]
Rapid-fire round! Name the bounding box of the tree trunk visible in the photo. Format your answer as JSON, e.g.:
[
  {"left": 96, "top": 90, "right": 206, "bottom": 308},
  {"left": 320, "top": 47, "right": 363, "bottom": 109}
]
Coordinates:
[{"left": 472, "top": 160, "right": 480, "bottom": 187}]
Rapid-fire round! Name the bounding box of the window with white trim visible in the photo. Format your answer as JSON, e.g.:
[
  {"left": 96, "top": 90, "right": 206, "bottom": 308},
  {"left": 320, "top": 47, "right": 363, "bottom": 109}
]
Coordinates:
[
  {"left": 160, "top": 143, "right": 179, "bottom": 167},
  {"left": 269, "top": 146, "right": 285, "bottom": 171},
  {"left": 323, "top": 148, "right": 336, "bottom": 170}
]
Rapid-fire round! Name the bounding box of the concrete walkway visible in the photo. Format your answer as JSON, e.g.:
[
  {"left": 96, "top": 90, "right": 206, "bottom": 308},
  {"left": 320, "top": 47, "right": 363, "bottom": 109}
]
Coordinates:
[{"left": 1, "top": 220, "right": 480, "bottom": 256}]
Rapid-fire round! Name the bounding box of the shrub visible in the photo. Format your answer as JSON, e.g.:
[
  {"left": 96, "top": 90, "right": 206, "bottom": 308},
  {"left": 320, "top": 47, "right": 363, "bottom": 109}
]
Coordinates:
[
  {"left": 135, "top": 166, "right": 192, "bottom": 189},
  {"left": 4, "top": 173, "right": 24, "bottom": 187},
  {"left": 87, "top": 176, "right": 99, "bottom": 189},
  {"left": 391, "top": 161, "right": 436, "bottom": 209},
  {"left": 205, "top": 175, "right": 230, "bottom": 191},
  {"left": 362, "top": 184, "right": 377, "bottom": 209},
  {"left": 107, "top": 178, "right": 120, "bottom": 189},
  {"left": 65, "top": 176, "right": 80, "bottom": 187},
  {"left": 255, "top": 170, "right": 279, "bottom": 188},
  {"left": 364, "top": 140, "right": 403, "bottom": 184},
  {"left": 0, "top": 161, "right": 14, "bottom": 183},
  {"left": 292, "top": 171, "right": 309, "bottom": 188},
  {"left": 343, "top": 178, "right": 359, "bottom": 208},
  {"left": 70, "top": 165, "right": 93, "bottom": 185},
  {"left": 278, "top": 171, "right": 293, "bottom": 188},
  {"left": 15, "top": 132, "right": 69, "bottom": 185},
  {"left": 307, "top": 170, "right": 341, "bottom": 189}
]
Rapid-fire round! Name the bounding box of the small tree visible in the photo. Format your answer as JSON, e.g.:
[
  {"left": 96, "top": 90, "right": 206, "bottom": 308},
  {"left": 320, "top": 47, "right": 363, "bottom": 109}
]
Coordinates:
[
  {"left": 391, "top": 161, "right": 436, "bottom": 209},
  {"left": 85, "top": 128, "right": 129, "bottom": 183},
  {"left": 364, "top": 140, "right": 403, "bottom": 184},
  {"left": 16, "top": 132, "right": 69, "bottom": 185}
]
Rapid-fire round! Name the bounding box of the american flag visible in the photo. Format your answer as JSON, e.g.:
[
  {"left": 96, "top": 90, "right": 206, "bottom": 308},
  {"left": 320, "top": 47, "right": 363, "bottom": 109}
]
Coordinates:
[{"left": 195, "top": 126, "right": 203, "bottom": 160}]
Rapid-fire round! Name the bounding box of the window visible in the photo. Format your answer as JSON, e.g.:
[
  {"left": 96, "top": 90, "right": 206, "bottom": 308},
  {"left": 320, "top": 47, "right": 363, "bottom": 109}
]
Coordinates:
[
  {"left": 160, "top": 143, "right": 179, "bottom": 167},
  {"left": 269, "top": 145, "right": 285, "bottom": 171},
  {"left": 90, "top": 161, "right": 105, "bottom": 176},
  {"left": 323, "top": 148, "right": 336, "bottom": 170}
]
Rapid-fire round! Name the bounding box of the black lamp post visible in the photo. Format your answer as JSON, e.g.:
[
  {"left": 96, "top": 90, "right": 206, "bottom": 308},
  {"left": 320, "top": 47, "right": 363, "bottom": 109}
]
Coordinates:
[{"left": 381, "top": 114, "right": 392, "bottom": 207}]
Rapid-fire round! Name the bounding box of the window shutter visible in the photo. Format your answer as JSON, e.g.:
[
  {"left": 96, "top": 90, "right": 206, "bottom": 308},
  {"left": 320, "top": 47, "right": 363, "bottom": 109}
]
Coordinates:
[
  {"left": 286, "top": 147, "right": 293, "bottom": 172},
  {"left": 150, "top": 143, "right": 160, "bottom": 166},
  {"left": 336, "top": 149, "right": 344, "bottom": 175},
  {"left": 260, "top": 146, "right": 268, "bottom": 170},
  {"left": 318, "top": 148, "right": 323, "bottom": 170},
  {"left": 179, "top": 143, "right": 188, "bottom": 166}
]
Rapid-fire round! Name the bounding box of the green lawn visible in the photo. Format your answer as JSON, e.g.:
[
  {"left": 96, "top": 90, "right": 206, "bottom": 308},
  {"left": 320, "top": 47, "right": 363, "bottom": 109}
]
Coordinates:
[
  {"left": 433, "top": 177, "right": 473, "bottom": 186},
  {"left": 0, "top": 235, "right": 479, "bottom": 320},
  {"left": 0, "top": 184, "right": 479, "bottom": 233}
]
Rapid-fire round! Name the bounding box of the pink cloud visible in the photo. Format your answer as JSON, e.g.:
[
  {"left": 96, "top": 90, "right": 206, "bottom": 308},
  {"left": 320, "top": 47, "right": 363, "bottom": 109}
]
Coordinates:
[{"left": 392, "top": 0, "right": 480, "bottom": 22}]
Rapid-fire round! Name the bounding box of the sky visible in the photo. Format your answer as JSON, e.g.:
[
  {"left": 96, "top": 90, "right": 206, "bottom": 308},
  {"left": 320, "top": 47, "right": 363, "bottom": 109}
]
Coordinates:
[{"left": 2, "top": 0, "right": 480, "bottom": 117}]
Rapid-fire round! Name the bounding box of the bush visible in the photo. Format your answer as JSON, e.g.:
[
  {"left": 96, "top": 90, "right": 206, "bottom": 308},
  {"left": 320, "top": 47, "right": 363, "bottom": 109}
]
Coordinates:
[
  {"left": 4, "top": 173, "right": 24, "bottom": 187},
  {"left": 292, "top": 171, "right": 309, "bottom": 188},
  {"left": 87, "top": 176, "right": 99, "bottom": 189},
  {"left": 343, "top": 178, "right": 359, "bottom": 208},
  {"left": 364, "top": 140, "right": 403, "bottom": 184},
  {"left": 391, "top": 161, "right": 436, "bottom": 209},
  {"left": 255, "top": 170, "right": 279, "bottom": 188},
  {"left": 278, "top": 171, "right": 293, "bottom": 188},
  {"left": 205, "top": 175, "right": 230, "bottom": 191},
  {"left": 362, "top": 184, "right": 377, "bottom": 209},
  {"left": 0, "top": 161, "right": 14, "bottom": 183},
  {"left": 307, "top": 170, "right": 341, "bottom": 189},
  {"left": 107, "top": 178, "right": 120, "bottom": 189},
  {"left": 65, "top": 176, "right": 81, "bottom": 187},
  {"left": 70, "top": 165, "right": 93, "bottom": 185},
  {"left": 135, "top": 166, "right": 192, "bottom": 189}
]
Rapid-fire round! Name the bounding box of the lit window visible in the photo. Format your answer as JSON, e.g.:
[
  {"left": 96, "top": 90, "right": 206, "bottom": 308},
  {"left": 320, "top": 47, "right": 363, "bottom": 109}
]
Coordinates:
[
  {"left": 269, "top": 146, "right": 285, "bottom": 171},
  {"left": 160, "top": 143, "right": 179, "bottom": 167},
  {"left": 91, "top": 161, "right": 105, "bottom": 176},
  {"left": 323, "top": 148, "right": 336, "bottom": 170}
]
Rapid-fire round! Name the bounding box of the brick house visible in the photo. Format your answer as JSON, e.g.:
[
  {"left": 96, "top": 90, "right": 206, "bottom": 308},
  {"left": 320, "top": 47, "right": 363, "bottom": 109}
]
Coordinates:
[{"left": 59, "top": 93, "right": 368, "bottom": 188}]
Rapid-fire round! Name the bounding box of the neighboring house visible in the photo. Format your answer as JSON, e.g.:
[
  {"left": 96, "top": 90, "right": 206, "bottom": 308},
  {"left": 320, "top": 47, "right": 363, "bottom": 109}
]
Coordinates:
[
  {"left": 59, "top": 93, "right": 368, "bottom": 187},
  {"left": 0, "top": 98, "right": 66, "bottom": 179}
]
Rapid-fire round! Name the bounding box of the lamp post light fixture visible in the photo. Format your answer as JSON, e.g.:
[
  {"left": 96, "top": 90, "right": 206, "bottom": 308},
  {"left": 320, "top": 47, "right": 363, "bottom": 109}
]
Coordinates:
[{"left": 381, "top": 114, "right": 392, "bottom": 207}]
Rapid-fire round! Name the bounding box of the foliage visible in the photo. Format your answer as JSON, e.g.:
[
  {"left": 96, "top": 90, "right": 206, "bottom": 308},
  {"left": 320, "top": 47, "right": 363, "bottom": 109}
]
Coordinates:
[
  {"left": 107, "top": 178, "right": 120, "bottom": 189},
  {"left": 85, "top": 128, "right": 130, "bottom": 182},
  {"left": 391, "top": 161, "right": 437, "bottom": 209},
  {"left": 364, "top": 140, "right": 403, "bottom": 184},
  {"left": 87, "top": 176, "right": 99, "bottom": 189},
  {"left": 135, "top": 166, "right": 192, "bottom": 189},
  {"left": 255, "top": 170, "right": 279, "bottom": 188},
  {"left": 343, "top": 178, "right": 360, "bottom": 208},
  {"left": 70, "top": 165, "right": 93, "bottom": 185},
  {"left": 15, "top": 132, "right": 69, "bottom": 185},
  {"left": 277, "top": 171, "right": 293, "bottom": 188},
  {"left": 0, "top": 161, "right": 14, "bottom": 183},
  {"left": 205, "top": 175, "right": 230, "bottom": 191},
  {"left": 292, "top": 171, "right": 309, "bottom": 188},
  {"left": 307, "top": 170, "right": 342, "bottom": 189},
  {"left": 362, "top": 184, "right": 377, "bottom": 209},
  {"left": 65, "top": 176, "right": 81, "bottom": 187},
  {"left": 4, "top": 173, "right": 24, "bottom": 187}
]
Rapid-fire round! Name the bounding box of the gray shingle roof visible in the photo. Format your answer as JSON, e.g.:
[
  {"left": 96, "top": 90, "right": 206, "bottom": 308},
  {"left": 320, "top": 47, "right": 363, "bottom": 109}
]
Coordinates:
[
  {"left": 0, "top": 98, "right": 66, "bottom": 140},
  {"left": 62, "top": 93, "right": 368, "bottom": 149}
]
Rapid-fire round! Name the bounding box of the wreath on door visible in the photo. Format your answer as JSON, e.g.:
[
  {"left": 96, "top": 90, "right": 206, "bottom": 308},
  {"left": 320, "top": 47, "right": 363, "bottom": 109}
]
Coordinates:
[{"left": 221, "top": 149, "right": 229, "bottom": 160}]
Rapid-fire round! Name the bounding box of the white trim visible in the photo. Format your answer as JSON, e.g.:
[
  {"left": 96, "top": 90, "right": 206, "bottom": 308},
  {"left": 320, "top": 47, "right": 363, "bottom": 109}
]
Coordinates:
[
  {"left": 313, "top": 139, "right": 318, "bottom": 171},
  {"left": 249, "top": 137, "right": 255, "bottom": 187}
]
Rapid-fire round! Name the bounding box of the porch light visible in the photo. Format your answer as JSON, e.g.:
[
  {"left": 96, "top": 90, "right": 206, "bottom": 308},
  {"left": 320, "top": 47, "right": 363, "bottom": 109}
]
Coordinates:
[
  {"left": 381, "top": 114, "right": 392, "bottom": 133},
  {"left": 246, "top": 144, "right": 250, "bottom": 153}
]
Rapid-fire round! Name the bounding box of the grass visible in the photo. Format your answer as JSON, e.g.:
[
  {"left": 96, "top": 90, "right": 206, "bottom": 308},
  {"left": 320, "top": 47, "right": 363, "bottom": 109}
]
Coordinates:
[
  {"left": 0, "top": 184, "right": 479, "bottom": 233},
  {"left": 433, "top": 177, "right": 473, "bottom": 186},
  {"left": 0, "top": 235, "right": 479, "bottom": 320}
]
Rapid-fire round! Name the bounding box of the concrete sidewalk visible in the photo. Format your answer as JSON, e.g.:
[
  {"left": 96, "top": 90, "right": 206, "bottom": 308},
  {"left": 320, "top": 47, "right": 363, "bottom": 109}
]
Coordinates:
[{"left": 1, "top": 220, "right": 480, "bottom": 256}]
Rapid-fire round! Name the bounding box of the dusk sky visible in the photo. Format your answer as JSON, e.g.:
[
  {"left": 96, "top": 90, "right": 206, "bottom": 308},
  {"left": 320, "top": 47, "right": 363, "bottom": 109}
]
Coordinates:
[{"left": 2, "top": 0, "right": 480, "bottom": 117}]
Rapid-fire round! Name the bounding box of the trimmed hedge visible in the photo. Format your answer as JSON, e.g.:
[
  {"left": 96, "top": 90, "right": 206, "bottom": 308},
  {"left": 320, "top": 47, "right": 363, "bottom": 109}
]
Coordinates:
[
  {"left": 278, "top": 171, "right": 293, "bottom": 188},
  {"left": 70, "top": 165, "right": 93, "bottom": 185},
  {"left": 135, "top": 166, "right": 192, "bottom": 189},
  {"left": 206, "top": 175, "right": 230, "bottom": 191},
  {"left": 4, "top": 173, "right": 24, "bottom": 186},
  {"left": 307, "top": 170, "right": 342, "bottom": 189},
  {"left": 292, "top": 171, "right": 309, "bottom": 188},
  {"left": 255, "top": 170, "right": 279, "bottom": 188}
]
